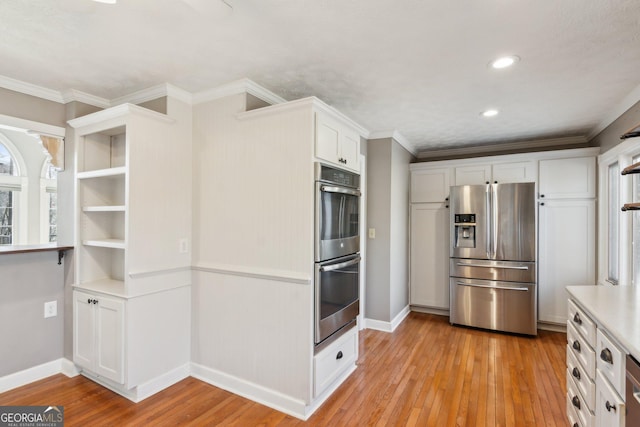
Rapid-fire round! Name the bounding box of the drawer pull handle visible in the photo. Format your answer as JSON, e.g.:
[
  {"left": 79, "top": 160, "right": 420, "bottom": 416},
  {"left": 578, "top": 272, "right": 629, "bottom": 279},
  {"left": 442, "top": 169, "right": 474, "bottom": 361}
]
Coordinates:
[
  {"left": 336, "top": 351, "right": 343, "bottom": 360},
  {"left": 605, "top": 400, "right": 617, "bottom": 412},
  {"left": 573, "top": 424, "right": 578, "bottom": 427},
  {"left": 600, "top": 348, "right": 613, "bottom": 364},
  {"left": 572, "top": 367, "right": 581, "bottom": 380},
  {"left": 571, "top": 395, "right": 581, "bottom": 410},
  {"left": 573, "top": 313, "right": 582, "bottom": 325},
  {"left": 572, "top": 340, "right": 581, "bottom": 352}
]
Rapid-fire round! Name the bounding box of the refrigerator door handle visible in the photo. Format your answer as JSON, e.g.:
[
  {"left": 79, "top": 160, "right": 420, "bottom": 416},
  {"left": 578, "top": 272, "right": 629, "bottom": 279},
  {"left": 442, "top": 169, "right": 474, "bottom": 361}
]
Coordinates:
[
  {"left": 456, "top": 262, "right": 529, "bottom": 270},
  {"left": 491, "top": 184, "right": 498, "bottom": 259},
  {"left": 455, "top": 281, "right": 530, "bottom": 291},
  {"left": 485, "top": 184, "right": 492, "bottom": 259}
]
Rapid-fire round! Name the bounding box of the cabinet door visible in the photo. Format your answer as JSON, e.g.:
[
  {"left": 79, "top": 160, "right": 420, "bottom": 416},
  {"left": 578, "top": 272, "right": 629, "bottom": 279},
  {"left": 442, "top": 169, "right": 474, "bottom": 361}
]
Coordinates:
[
  {"left": 340, "top": 129, "right": 360, "bottom": 172},
  {"left": 410, "top": 203, "right": 450, "bottom": 309},
  {"left": 538, "top": 199, "right": 596, "bottom": 323},
  {"left": 454, "top": 164, "right": 491, "bottom": 186},
  {"left": 73, "top": 291, "right": 95, "bottom": 370},
  {"left": 315, "top": 113, "right": 341, "bottom": 166},
  {"left": 411, "top": 168, "right": 451, "bottom": 203},
  {"left": 95, "top": 296, "right": 125, "bottom": 384},
  {"left": 492, "top": 161, "right": 536, "bottom": 183},
  {"left": 539, "top": 157, "right": 596, "bottom": 199}
]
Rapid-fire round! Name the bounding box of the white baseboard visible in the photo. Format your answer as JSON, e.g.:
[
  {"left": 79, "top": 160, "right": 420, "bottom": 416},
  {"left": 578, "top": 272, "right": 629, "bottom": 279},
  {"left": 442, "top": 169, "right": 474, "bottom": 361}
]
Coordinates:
[
  {"left": 190, "top": 362, "right": 308, "bottom": 420},
  {"left": 135, "top": 363, "right": 191, "bottom": 401},
  {"left": 364, "top": 305, "right": 411, "bottom": 333},
  {"left": 410, "top": 305, "right": 450, "bottom": 317},
  {"left": 60, "top": 358, "right": 81, "bottom": 377},
  {"left": 0, "top": 358, "right": 69, "bottom": 393}
]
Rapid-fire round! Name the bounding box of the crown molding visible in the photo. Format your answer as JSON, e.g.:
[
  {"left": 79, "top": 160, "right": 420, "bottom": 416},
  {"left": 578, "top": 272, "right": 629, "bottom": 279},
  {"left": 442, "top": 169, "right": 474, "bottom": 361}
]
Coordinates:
[
  {"left": 61, "top": 89, "right": 110, "bottom": 108},
  {"left": 0, "top": 75, "right": 65, "bottom": 104},
  {"left": 416, "top": 136, "right": 589, "bottom": 160},
  {"left": 368, "top": 130, "right": 417, "bottom": 156},
  {"left": 588, "top": 82, "right": 640, "bottom": 140},
  {"left": 192, "top": 78, "right": 286, "bottom": 106}
]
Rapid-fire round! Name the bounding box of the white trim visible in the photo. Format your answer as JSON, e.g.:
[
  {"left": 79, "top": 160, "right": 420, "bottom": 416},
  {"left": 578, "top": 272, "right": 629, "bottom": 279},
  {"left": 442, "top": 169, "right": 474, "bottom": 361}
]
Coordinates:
[
  {"left": 193, "top": 78, "right": 287, "bottom": 106},
  {"left": 68, "top": 103, "right": 174, "bottom": 131},
  {"left": 588, "top": 83, "right": 640, "bottom": 140},
  {"left": 110, "top": 84, "right": 169, "bottom": 107},
  {"left": 61, "top": 89, "right": 110, "bottom": 109},
  {"left": 165, "top": 84, "right": 194, "bottom": 105},
  {"left": 60, "top": 358, "right": 81, "bottom": 377},
  {"left": 0, "top": 358, "right": 68, "bottom": 393},
  {"left": 192, "top": 263, "right": 311, "bottom": 285},
  {"left": 0, "top": 75, "right": 65, "bottom": 104},
  {"left": 134, "top": 363, "right": 191, "bottom": 401},
  {"left": 0, "top": 114, "right": 65, "bottom": 138},
  {"left": 368, "top": 130, "right": 417, "bottom": 157},
  {"left": 416, "top": 136, "right": 589, "bottom": 160},
  {"left": 364, "top": 305, "right": 410, "bottom": 333},
  {"left": 190, "top": 362, "right": 309, "bottom": 420}
]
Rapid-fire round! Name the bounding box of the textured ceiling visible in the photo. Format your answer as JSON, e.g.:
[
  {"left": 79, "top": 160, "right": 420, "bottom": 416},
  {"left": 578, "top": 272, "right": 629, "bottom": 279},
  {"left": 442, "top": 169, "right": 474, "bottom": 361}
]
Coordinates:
[{"left": 1, "top": 0, "right": 640, "bottom": 153}]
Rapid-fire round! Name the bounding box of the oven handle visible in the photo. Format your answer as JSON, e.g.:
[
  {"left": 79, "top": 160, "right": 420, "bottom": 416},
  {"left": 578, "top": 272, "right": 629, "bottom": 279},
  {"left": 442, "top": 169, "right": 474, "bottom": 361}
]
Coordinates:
[
  {"left": 320, "top": 185, "right": 361, "bottom": 197},
  {"left": 320, "top": 256, "right": 361, "bottom": 272}
]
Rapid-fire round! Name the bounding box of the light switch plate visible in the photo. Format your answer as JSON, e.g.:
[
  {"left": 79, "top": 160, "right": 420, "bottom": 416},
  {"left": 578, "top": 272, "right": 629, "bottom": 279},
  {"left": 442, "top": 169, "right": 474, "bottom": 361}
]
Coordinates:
[
  {"left": 368, "top": 228, "right": 376, "bottom": 239},
  {"left": 44, "top": 301, "right": 57, "bottom": 318}
]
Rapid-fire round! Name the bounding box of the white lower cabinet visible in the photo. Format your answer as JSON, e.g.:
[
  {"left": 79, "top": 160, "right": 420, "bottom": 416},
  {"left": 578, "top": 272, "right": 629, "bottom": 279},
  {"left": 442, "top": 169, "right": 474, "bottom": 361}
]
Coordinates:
[
  {"left": 567, "top": 297, "right": 628, "bottom": 427},
  {"left": 410, "top": 203, "right": 449, "bottom": 309},
  {"left": 314, "top": 326, "right": 357, "bottom": 398},
  {"left": 73, "top": 290, "right": 125, "bottom": 384}
]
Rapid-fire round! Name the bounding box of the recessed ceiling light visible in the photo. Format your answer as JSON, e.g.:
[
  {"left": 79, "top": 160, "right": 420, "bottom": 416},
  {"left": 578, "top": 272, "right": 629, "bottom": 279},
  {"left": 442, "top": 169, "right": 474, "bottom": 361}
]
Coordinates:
[
  {"left": 481, "top": 109, "right": 499, "bottom": 118},
  {"left": 93, "top": 0, "right": 117, "bottom": 4},
  {"left": 489, "top": 55, "right": 520, "bottom": 69}
]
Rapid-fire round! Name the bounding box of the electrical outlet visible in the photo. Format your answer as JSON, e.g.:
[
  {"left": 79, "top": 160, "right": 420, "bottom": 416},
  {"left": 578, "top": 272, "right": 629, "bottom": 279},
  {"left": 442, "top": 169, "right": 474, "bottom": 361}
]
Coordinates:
[
  {"left": 179, "top": 238, "right": 189, "bottom": 254},
  {"left": 44, "top": 301, "right": 57, "bottom": 318},
  {"left": 368, "top": 228, "right": 376, "bottom": 239}
]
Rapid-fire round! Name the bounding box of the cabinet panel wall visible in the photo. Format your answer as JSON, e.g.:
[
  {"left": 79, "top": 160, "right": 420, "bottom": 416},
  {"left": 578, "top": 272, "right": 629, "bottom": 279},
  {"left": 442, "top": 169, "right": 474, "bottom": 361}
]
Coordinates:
[
  {"left": 410, "top": 168, "right": 450, "bottom": 203},
  {"left": 410, "top": 203, "right": 450, "bottom": 309},
  {"left": 539, "top": 156, "right": 596, "bottom": 199}
]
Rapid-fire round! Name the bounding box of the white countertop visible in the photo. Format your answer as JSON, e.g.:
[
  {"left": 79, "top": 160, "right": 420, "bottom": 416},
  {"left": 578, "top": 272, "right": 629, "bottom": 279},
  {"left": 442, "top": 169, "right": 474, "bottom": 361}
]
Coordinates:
[{"left": 567, "top": 285, "right": 640, "bottom": 361}]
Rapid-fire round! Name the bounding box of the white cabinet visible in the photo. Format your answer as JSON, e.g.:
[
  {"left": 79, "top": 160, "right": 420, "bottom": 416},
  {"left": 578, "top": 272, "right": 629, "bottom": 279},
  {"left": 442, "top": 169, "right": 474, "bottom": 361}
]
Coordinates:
[
  {"left": 313, "top": 326, "right": 357, "bottom": 398},
  {"left": 410, "top": 203, "right": 449, "bottom": 309},
  {"left": 410, "top": 167, "right": 451, "bottom": 203},
  {"left": 454, "top": 160, "right": 535, "bottom": 185},
  {"left": 315, "top": 111, "right": 360, "bottom": 172},
  {"left": 538, "top": 154, "right": 597, "bottom": 325},
  {"left": 539, "top": 199, "right": 596, "bottom": 323},
  {"left": 73, "top": 290, "right": 125, "bottom": 384},
  {"left": 539, "top": 156, "right": 596, "bottom": 199}
]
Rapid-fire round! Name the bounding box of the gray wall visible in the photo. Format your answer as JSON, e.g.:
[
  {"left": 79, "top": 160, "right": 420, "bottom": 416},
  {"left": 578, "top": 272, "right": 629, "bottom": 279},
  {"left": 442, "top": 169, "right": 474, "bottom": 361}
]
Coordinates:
[
  {"left": 0, "top": 251, "right": 64, "bottom": 376},
  {"left": 365, "top": 137, "right": 413, "bottom": 323},
  {"left": 0, "top": 88, "right": 65, "bottom": 127},
  {"left": 590, "top": 100, "right": 640, "bottom": 153}
]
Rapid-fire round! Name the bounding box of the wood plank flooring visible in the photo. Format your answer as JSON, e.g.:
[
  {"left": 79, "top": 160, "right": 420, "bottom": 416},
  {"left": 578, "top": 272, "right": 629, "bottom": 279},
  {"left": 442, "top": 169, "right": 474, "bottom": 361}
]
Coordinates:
[{"left": 0, "top": 313, "right": 568, "bottom": 426}]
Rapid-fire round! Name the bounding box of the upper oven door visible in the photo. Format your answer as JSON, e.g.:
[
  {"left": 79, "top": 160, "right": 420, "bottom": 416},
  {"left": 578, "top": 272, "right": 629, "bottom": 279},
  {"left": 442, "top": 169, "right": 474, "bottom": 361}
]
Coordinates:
[{"left": 315, "top": 182, "right": 360, "bottom": 262}]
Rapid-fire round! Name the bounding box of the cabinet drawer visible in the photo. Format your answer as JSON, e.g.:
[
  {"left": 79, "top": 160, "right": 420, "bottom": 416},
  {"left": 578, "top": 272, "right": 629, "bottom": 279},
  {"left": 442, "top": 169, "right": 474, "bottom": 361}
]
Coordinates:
[
  {"left": 568, "top": 299, "right": 596, "bottom": 347},
  {"left": 595, "top": 370, "right": 625, "bottom": 427},
  {"left": 568, "top": 321, "right": 596, "bottom": 378},
  {"left": 314, "top": 327, "right": 357, "bottom": 397},
  {"left": 567, "top": 345, "right": 596, "bottom": 410},
  {"left": 567, "top": 376, "right": 595, "bottom": 427},
  {"left": 596, "top": 329, "right": 626, "bottom": 398},
  {"left": 567, "top": 394, "right": 584, "bottom": 427}
]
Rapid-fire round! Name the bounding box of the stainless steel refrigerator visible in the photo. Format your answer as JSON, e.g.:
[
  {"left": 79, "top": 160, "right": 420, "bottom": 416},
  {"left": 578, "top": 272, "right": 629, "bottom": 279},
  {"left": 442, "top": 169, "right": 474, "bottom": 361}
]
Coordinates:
[{"left": 449, "top": 182, "right": 537, "bottom": 335}]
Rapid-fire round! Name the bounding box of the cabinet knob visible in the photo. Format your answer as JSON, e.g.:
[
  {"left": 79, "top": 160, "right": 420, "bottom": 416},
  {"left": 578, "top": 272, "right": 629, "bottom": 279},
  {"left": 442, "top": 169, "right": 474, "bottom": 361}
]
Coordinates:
[
  {"left": 485, "top": 181, "right": 490, "bottom": 184},
  {"left": 540, "top": 202, "right": 545, "bottom": 206},
  {"left": 572, "top": 340, "right": 581, "bottom": 352},
  {"left": 573, "top": 313, "right": 582, "bottom": 325},
  {"left": 87, "top": 298, "right": 92, "bottom": 304},
  {"left": 571, "top": 395, "right": 581, "bottom": 410},
  {"left": 494, "top": 181, "right": 498, "bottom": 184},
  {"left": 540, "top": 194, "right": 545, "bottom": 198},
  {"left": 600, "top": 348, "right": 613, "bottom": 364},
  {"left": 336, "top": 351, "right": 343, "bottom": 360},
  {"left": 605, "top": 400, "right": 617, "bottom": 412},
  {"left": 572, "top": 367, "right": 581, "bottom": 380}
]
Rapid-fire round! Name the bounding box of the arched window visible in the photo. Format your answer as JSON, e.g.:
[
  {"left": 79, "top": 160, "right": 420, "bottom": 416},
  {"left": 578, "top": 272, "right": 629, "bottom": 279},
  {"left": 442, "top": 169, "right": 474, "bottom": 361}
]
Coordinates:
[{"left": 0, "top": 142, "right": 18, "bottom": 244}]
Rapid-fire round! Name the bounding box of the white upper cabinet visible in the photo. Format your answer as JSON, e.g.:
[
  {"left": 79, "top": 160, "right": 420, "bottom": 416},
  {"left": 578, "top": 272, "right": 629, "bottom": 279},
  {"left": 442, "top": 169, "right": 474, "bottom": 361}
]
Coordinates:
[
  {"left": 410, "top": 167, "right": 451, "bottom": 203},
  {"left": 315, "top": 111, "right": 360, "bottom": 172},
  {"left": 454, "top": 161, "right": 535, "bottom": 186},
  {"left": 539, "top": 156, "right": 596, "bottom": 199}
]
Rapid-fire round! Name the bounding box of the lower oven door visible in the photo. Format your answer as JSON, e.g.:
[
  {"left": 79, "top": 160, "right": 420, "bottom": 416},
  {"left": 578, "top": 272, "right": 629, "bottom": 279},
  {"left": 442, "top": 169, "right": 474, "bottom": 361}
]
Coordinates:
[
  {"left": 450, "top": 277, "right": 537, "bottom": 335},
  {"left": 315, "top": 254, "right": 360, "bottom": 345}
]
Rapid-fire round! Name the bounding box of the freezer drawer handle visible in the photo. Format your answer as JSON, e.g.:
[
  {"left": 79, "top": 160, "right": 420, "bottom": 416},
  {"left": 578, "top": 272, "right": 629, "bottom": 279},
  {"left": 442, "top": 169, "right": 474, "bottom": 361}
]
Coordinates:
[
  {"left": 456, "top": 262, "right": 529, "bottom": 270},
  {"left": 456, "top": 281, "right": 529, "bottom": 291}
]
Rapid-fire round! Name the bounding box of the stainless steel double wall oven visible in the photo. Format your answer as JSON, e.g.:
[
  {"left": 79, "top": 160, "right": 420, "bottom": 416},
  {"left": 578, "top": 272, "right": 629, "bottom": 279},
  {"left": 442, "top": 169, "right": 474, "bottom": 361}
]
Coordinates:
[{"left": 314, "top": 163, "right": 360, "bottom": 349}]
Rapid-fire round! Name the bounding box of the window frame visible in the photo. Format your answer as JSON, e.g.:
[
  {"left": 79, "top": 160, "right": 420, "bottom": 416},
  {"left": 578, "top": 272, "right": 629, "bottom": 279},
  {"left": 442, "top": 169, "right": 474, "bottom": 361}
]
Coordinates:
[{"left": 0, "top": 135, "right": 27, "bottom": 245}]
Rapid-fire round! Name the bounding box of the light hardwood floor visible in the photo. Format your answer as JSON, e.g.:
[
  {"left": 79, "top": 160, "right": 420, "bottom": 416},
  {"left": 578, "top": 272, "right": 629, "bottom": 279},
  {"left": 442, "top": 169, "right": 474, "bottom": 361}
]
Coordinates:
[{"left": 0, "top": 313, "right": 568, "bottom": 426}]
